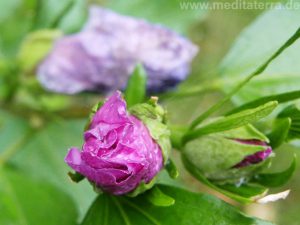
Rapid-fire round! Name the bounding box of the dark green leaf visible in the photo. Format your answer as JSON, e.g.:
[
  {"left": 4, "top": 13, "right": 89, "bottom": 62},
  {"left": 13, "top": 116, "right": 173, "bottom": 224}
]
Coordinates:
[
  {"left": 184, "top": 101, "right": 277, "bottom": 143},
  {"left": 0, "top": 168, "right": 77, "bottom": 225},
  {"left": 81, "top": 185, "right": 273, "bottom": 225},
  {"left": 125, "top": 64, "right": 147, "bottom": 108},
  {"left": 145, "top": 186, "right": 175, "bottom": 207},
  {"left": 267, "top": 118, "right": 291, "bottom": 149},
  {"left": 227, "top": 90, "right": 300, "bottom": 115},
  {"left": 251, "top": 155, "right": 297, "bottom": 188}
]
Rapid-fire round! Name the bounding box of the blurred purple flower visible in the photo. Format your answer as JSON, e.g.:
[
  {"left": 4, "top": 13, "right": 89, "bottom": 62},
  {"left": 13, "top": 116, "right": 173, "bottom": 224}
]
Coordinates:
[
  {"left": 65, "top": 91, "right": 163, "bottom": 195},
  {"left": 233, "top": 139, "right": 272, "bottom": 168},
  {"left": 37, "top": 6, "right": 198, "bottom": 94}
]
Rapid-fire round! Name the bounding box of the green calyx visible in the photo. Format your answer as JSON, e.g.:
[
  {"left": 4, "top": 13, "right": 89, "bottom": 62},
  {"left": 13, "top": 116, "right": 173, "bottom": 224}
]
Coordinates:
[
  {"left": 129, "top": 97, "right": 171, "bottom": 164},
  {"left": 183, "top": 124, "right": 272, "bottom": 184}
]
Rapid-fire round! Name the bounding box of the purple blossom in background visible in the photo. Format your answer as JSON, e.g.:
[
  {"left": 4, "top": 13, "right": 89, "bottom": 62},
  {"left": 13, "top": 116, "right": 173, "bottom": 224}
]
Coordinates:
[
  {"left": 38, "top": 6, "right": 198, "bottom": 94},
  {"left": 65, "top": 91, "right": 163, "bottom": 195},
  {"left": 233, "top": 139, "right": 272, "bottom": 168}
]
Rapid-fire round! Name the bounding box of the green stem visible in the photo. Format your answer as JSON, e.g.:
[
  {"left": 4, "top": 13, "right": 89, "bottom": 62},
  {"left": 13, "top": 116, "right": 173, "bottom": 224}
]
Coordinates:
[{"left": 190, "top": 27, "right": 300, "bottom": 129}]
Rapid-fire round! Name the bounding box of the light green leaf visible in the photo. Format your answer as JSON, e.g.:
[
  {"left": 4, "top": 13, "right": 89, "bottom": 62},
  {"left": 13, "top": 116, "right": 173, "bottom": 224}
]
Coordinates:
[
  {"left": 219, "top": 6, "right": 300, "bottom": 104},
  {"left": 185, "top": 101, "right": 277, "bottom": 143},
  {"left": 251, "top": 155, "right": 297, "bottom": 188},
  {"left": 145, "top": 186, "right": 175, "bottom": 207},
  {"left": 125, "top": 64, "right": 147, "bottom": 108},
  {"left": 81, "top": 185, "right": 273, "bottom": 225},
  {"left": 0, "top": 168, "right": 77, "bottom": 225},
  {"left": 105, "top": 0, "right": 207, "bottom": 34}
]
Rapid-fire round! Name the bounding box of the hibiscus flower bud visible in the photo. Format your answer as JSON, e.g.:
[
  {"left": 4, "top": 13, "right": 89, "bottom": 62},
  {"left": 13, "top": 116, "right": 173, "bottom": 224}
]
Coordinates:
[
  {"left": 37, "top": 6, "right": 198, "bottom": 94},
  {"left": 182, "top": 124, "right": 273, "bottom": 185},
  {"left": 65, "top": 91, "right": 171, "bottom": 195}
]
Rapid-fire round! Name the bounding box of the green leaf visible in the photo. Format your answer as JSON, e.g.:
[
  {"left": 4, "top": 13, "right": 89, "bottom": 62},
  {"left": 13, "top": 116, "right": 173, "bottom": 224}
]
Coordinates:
[
  {"left": 190, "top": 22, "right": 300, "bottom": 128},
  {"left": 0, "top": 167, "right": 77, "bottom": 225},
  {"left": 105, "top": 0, "right": 207, "bottom": 34},
  {"left": 219, "top": 7, "right": 300, "bottom": 105},
  {"left": 251, "top": 155, "right": 297, "bottom": 188},
  {"left": 2, "top": 114, "right": 96, "bottom": 219},
  {"left": 81, "top": 185, "right": 273, "bottom": 225},
  {"left": 145, "top": 186, "right": 175, "bottom": 207},
  {"left": 184, "top": 101, "right": 277, "bottom": 143},
  {"left": 0, "top": 111, "right": 30, "bottom": 156},
  {"left": 0, "top": 0, "right": 36, "bottom": 57},
  {"left": 125, "top": 64, "right": 147, "bottom": 108},
  {"left": 267, "top": 118, "right": 291, "bottom": 149},
  {"left": 57, "top": 0, "right": 87, "bottom": 34},
  {"left": 33, "top": 0, "right": 87, "bottom": 33},
  {"left": 227, "top": 90, "right": 300, "bottom": 115}
]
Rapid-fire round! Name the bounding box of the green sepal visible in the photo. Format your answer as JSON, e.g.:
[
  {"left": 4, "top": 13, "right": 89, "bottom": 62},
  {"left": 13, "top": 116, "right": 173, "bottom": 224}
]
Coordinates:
[
  {"left": 184, "top": 101, "right": 277, "bottom": 143},
  {"left": 217, "top": 183, "right": 268, "bottom": 199},
  {"left": 165, "top": 159, "right": 179, "bottom": 179},
  {"left": 129, "top": 101, "right": 171, "bottom": 164},
  {"left": 251, "top": 155, "right": 297, "bottom": 188},
  {"left": 267, "top": 117, "right": 291, "bottom": 149},
  {"left": 67, "top": 171, "right": 85, "bottom": 183},
  {"left": 145, "top": 186, "right": 175, "bottom": 207},
  {"left": 278, "top": 104, "right": 300, "bottom": 140},
  {"left": 126, "top": 178, "right": 157, "bottom": 197},
  {"left": 181, "top": 153, "right": 253, "bottom": 203},
  {"left": 18, "top": 29, "right": 62, "bottom": 72}
]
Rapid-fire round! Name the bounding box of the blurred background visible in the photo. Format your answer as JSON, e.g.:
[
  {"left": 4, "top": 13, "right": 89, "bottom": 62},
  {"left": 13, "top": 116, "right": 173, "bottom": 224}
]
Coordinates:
[{"left": 0, "top": 0, "right": 299, "bottom": 224}]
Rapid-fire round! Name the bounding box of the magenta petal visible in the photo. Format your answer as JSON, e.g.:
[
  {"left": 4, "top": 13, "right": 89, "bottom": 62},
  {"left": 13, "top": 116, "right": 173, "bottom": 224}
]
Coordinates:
[
  {"left": 91, "top": 91, "right": 128, "bottom": 127},
  {"left": 65, "top": 147, "right": 83, "bottom": 172}
]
